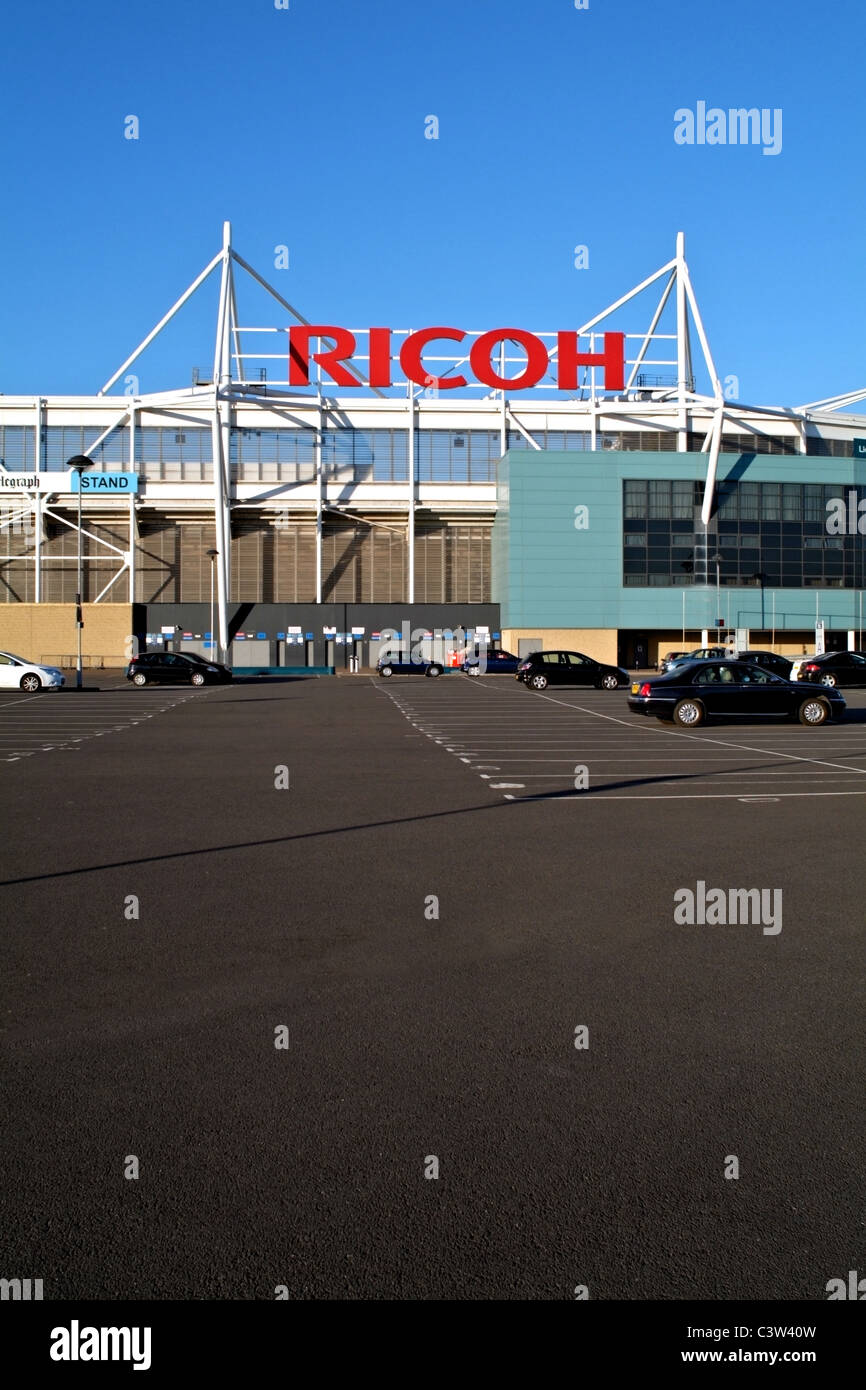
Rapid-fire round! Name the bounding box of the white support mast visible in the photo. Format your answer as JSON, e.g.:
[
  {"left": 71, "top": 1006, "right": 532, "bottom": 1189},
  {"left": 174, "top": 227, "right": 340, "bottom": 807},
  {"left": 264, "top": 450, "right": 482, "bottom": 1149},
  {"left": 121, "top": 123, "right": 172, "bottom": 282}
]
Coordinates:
[
  {"left": 675, "top": 231, "right": 689, "bottom": 451},
  {"left": 407, "top": 377, "right": 415, "bottom": 605},
  {"left": 210, "top": 221, "right": 233, "bottom": 659}
]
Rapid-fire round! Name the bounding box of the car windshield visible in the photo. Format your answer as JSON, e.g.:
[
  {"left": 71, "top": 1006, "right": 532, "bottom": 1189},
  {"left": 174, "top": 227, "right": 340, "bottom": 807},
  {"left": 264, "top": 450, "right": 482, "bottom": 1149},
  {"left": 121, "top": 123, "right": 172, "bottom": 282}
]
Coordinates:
[{"left": 0, "top": 653, "right": 29, "bottom": 664}]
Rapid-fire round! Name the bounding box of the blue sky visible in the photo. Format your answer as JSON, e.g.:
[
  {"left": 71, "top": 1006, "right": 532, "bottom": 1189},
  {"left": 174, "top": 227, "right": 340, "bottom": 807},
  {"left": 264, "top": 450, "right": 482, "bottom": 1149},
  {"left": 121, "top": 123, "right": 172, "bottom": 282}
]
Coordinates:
[{"left": 1, "top": 0, "right": 864, "bottom": 407}]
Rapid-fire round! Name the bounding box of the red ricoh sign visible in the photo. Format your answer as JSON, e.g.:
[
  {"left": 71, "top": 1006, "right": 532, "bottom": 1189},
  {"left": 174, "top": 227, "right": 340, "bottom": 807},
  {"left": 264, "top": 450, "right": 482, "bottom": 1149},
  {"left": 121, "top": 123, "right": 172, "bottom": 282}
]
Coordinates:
[{"left": 288, "top": 326, "right": 625, "bottom": 391}]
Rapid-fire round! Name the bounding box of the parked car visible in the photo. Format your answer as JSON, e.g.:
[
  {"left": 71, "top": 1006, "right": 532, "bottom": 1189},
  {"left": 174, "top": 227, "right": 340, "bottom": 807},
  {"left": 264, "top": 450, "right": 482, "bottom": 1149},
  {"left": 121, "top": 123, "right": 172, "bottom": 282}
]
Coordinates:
[
  {"left": 627, "top": 659, "right": 845, "bottom": 726},
  {"left": 126, "top": 652, "right": 233, "bottom": 686},
  {"left": 377, "top": 654, "right": 443, "bottom": 678},
  {"left": 790, "top": 651, "right": 866, "bottom": 688},
  {"left": 658, "top": 650, "right": 690, "bottom": 673},
  {"left": 736, "top": 650, "right": 793, "bottom": 679},
  {"left": 462, "top": 649, "right": 522, "bottom": 676},
  {"left": 663, "top": 646, "right": 731, "bottom": 676},
  {"left": 0, "top": 649, "right": 65, "bottom": 691},
  {"left": 517, "top": 650, "right": 629, "bottom": 691}
]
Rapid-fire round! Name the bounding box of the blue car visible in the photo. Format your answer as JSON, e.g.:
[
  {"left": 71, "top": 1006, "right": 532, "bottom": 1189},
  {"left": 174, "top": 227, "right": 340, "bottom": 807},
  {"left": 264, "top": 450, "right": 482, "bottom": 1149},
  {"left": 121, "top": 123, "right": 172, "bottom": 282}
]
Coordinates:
[
  {"left": 461, "top": 648, "right": 522, "bottom": 676},
  {"left": 377, "top": 654, "right": 444, "bottom": 678}
]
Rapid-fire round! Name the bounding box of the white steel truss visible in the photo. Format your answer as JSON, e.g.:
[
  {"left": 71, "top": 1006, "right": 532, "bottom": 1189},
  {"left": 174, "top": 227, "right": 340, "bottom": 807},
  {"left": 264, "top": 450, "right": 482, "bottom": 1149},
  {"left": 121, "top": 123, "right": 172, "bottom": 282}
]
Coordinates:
[{"left": 1, "top": 226, "right": 862, "bottom": 647}]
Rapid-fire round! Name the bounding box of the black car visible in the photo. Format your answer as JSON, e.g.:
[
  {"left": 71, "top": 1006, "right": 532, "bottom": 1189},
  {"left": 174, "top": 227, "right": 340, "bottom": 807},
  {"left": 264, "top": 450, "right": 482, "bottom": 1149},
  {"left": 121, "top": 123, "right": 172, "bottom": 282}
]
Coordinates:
[
  {"left": 377, "top": 654, "right": 443, "bottom": 678},
  {"left": 517, "top": 650, "right": 629, "bottom": 691},
  {"left": 462, "top": 649, "right": 522, "bottom": 676},
  {"left": 627, "top": 659, "right": 845, "bottom": 727},
  {"left": 126, "top": 652, "right": 233, "bottom": 687},
  {"left": 793, "top": 651, "right": 866, "bottom": 688},
  {"left": 738, "top": 650, "right": 793, "bottom": 679}
]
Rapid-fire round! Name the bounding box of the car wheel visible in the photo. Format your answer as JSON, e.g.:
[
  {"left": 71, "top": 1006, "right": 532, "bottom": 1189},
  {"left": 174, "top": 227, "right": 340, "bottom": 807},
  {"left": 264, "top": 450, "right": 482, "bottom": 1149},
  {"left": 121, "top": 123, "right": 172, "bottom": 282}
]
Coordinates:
[
  {"left": 599, "top": 672, "right": 619, "bottom": 690},
  {"left": 673, "top": 698, "right": 705, "bottom": 727},
  {"left": 190, "top": 672, "right": 206, "bottom": 687},
  {"left": 819, "top": 673, "right": 837, "bottom": 687},
  {"left": 20, "top": 673, "right": 42, "bottom": 692},
  {"left": 468, "top": 666, "right": 481, "bottom": 677},
  {"left": 132, "top": 672, "right": 148, "bottom": 687},
  {"left": 798, "top": 697, "right": 829, "bottom": 726},
  {"left": 426, "top": 665, "right": 442, "bottom": 678},
  {"left": 528, "top": 673, "right": 548, "bottom": 691},
  {"left": 379, "top": 665, "right": 393, "bottom": 678}
]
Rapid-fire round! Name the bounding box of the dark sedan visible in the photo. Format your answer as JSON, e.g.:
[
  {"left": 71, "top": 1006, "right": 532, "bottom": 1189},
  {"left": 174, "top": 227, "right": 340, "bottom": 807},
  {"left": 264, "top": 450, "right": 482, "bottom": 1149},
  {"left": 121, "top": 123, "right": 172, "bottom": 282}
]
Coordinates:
[
  {"left": 627, "top": 659, "right": 845, "bottom": 726},
  {"left": 517, "top": 650, "right": 629, "bottom": 691},
  {"left": 462, "top": 649, "right": 522, "bottom": 676},
  {"left": 738, "top": 650, "right": 793, "bottom": 679},
  {"left": 377, "top": 655, "right": 443, "bottom": 678},
  {"left": 126, "top": 652, "right": 233, "bottom": 686},
  {"left": 792, "top": 651, "right": 866, "bottom": 688}
]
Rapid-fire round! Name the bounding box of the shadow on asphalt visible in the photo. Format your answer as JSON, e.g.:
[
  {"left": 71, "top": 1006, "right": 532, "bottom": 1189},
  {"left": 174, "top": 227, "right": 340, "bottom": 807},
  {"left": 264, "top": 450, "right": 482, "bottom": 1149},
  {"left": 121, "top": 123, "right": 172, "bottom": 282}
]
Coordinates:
[{"left": 2, "top": 755, "right": 856, "bottom": 889}]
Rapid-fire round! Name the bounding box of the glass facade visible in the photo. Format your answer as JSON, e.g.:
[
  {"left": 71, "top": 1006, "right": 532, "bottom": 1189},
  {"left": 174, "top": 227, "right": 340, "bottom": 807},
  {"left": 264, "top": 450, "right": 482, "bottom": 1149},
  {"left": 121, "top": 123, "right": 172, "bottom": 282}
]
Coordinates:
[{"left": 623, "top": 479, "right": 866, "bottom": 588}]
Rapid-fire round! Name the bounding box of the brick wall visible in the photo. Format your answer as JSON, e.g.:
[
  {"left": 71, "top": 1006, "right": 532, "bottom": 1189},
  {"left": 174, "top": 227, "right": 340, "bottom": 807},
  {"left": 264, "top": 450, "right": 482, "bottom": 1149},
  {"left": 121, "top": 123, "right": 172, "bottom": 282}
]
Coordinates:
[{"left": 0, "top": 604, "right": 133, "bottom": 666}]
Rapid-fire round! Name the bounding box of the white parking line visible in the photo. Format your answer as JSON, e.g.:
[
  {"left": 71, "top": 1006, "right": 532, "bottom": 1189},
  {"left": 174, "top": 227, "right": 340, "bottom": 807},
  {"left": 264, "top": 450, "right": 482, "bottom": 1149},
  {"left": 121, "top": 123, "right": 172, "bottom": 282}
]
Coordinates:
[
  {"left": 385, "top": 678, "right": 866, "bottom": 799},
  {"left": 0, "top": 689, "right": 200, "bottom": 763}
]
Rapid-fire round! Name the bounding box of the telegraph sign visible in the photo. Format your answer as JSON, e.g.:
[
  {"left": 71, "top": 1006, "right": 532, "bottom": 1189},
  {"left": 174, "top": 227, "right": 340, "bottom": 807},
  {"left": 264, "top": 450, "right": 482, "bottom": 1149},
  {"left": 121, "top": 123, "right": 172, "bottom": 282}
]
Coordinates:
[{"left": 0, "top": 473, "right": 58, "bottom": 492}]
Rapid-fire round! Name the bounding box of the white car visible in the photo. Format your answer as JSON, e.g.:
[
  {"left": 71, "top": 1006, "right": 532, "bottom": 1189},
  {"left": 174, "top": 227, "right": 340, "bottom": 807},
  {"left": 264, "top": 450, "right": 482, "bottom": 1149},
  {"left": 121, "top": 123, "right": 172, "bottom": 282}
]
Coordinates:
[
  {"left": 789, "top": 656, "right": 815, "bottom": 682},
  {"left": 0, "top": 650, "right": 65, "bottom": 691}
]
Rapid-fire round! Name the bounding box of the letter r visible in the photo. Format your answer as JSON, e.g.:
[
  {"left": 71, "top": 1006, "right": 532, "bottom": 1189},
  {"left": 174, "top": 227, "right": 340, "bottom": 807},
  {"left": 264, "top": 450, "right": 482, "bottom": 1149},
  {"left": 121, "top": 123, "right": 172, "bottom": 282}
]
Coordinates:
[{"left": 289, "top": 325, "right": 359, "bottom": 386}]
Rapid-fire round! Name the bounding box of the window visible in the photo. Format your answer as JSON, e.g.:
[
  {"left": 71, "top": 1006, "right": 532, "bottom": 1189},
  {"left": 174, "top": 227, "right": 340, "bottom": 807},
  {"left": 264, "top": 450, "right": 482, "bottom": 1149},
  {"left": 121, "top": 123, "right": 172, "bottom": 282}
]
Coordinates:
[
  {"left": 761, "top": 484, "right": 781, "bottom": 521},
  {"left": 739, "top": 484, "right": 759, "bottom": 521},
  {"left": 623, "top": 479, "right": 864, "bottom": 589},
  {"left": 624, "top": 480, "right": 647, "bottom": 519},
  {"left": 417, "top": 430, "right": 498, "bottom": 482},
  {"left": 648, "top": 480, "right": 670, "bottom": 519},
  {"left": 782, "top": 484, "right": 802, "bottom": 521},
  {"left": 672, "top": 480, "right": 694, "bottom": 519},
  {"left": 803, "top": 485, "right": 823, "bottom": 523}
]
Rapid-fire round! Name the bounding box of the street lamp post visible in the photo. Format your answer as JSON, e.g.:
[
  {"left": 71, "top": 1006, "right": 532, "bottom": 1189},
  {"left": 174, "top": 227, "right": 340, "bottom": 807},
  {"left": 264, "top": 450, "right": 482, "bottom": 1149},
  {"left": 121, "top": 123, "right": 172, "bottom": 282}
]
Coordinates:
[
  {"left": 67, "top": 455, "right": 94, "bottom": 689},
  {"left": 708, "top": 551, "right": 722, "bottom": 636},
  {"left": 206, "top": 549, "right": 219, "bottom": 661}
]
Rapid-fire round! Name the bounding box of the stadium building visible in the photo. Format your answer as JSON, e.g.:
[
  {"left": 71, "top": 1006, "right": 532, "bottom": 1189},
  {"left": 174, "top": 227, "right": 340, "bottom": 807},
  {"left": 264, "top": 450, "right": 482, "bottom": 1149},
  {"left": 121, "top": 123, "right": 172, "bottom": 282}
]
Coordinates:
[{"left": 1, "top": 224, "right": 864, "bottom": 671}]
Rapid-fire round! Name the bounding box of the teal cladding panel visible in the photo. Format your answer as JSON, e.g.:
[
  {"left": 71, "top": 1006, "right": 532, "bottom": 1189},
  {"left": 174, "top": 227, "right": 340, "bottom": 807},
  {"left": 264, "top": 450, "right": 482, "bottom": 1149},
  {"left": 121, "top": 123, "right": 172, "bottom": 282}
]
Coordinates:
[{"left": 492, "top": 449, "right": 866, "bottom": 630}]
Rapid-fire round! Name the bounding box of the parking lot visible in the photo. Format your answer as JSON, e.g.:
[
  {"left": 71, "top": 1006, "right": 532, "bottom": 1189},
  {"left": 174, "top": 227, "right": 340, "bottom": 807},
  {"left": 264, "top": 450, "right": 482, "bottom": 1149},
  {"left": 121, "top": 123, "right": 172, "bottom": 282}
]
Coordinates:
[
  {"left": 381, "top": 674, "right": 866, "bottom": 801},
  {"left": 1, "top": 671, "right": 865, "bottom": 1300},
  {"left": 0, "top": 680, "right": 198, "bottom": 762}
]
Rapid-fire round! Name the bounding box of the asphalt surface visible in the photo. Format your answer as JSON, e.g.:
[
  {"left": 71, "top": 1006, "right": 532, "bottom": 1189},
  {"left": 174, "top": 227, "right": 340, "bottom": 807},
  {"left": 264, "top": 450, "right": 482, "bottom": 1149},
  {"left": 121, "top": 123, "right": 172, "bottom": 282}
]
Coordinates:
[{"left": 1, "top": 671, "right": 865, "bottom": 1300}]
